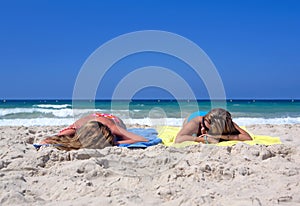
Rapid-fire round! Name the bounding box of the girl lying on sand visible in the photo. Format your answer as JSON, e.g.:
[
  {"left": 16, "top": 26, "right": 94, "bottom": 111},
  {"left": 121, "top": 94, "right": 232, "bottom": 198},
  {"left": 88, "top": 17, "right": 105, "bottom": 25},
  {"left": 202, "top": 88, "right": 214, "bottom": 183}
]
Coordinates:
[
  {"left": 175, "top": 108, "right": 252, "bottom": 144},
  {"left": 39, "top": 113, "right": 148, "bottom": 151}
]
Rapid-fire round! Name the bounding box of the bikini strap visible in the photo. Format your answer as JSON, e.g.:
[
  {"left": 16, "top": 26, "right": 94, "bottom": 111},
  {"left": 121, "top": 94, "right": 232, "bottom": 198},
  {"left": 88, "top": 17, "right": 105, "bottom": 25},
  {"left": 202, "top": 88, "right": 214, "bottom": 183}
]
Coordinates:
[
  {"left": 93, "top": 113, "right": 120, "bottom": 123},
  {"left": 197, "top": 118, "right": 203, "bottom": 136}
]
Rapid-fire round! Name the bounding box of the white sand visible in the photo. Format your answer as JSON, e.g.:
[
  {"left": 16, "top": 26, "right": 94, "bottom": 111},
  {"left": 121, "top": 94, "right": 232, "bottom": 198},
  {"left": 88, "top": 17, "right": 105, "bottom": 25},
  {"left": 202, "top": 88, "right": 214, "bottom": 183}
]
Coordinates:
[{"left": 0, "top": 124, "right": 300, "bottom": 206}]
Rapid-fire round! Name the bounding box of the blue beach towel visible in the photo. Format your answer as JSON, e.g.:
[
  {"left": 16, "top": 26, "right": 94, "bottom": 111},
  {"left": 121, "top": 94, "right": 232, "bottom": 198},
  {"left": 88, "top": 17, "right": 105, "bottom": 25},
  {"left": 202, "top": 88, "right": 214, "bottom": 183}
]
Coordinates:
[
  {"left": 33, "top": 128, "right": 162, "bottom": 150},
  {"left": 118, "top": 128, "right": 162, "bottom": 148},
  {"left": 33, "top": 143, "right": 56, "bottom": 150}
]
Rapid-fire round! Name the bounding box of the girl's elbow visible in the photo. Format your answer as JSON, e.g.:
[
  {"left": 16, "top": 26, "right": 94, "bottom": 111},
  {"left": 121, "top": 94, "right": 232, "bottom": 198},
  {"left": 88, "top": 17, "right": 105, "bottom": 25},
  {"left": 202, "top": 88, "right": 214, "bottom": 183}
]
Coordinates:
[
  {"left": 244, "top": 134, "right": 252, "bottom": 141},
  {"left": 108, "top": 124, "right": 119, "bottom": 135},
  {"left": 174, "top": 136, "right": 182, "bottom": 143}
]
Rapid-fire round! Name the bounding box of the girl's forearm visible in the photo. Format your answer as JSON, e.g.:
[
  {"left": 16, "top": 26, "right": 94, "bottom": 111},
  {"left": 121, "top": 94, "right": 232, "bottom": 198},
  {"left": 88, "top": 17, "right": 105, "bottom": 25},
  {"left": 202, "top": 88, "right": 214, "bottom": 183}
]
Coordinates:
[
  {"left": 219, "top": 134, "right": 252, "bottom": 141},
  {"left": 175, "top": 135, "right": 205, "bottom": 143}
]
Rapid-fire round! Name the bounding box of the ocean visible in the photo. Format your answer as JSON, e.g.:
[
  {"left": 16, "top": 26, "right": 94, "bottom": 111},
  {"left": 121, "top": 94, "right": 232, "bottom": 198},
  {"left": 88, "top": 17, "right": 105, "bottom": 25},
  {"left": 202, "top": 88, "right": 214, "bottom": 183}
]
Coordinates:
[{"left": 0, "top": 99, "right": 300, "bottom": 126}]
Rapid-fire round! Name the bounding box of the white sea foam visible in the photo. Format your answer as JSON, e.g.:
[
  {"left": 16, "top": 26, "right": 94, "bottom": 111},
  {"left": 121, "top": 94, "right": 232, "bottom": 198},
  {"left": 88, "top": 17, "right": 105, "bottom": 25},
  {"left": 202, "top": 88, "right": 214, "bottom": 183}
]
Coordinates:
[
  {"left": 33, "top": 104, "right": 71, "bottom": 109},
  {"left": 0, "top": 118, "right": 74, "bottom": 126},
  {"left": 1, "top": 117, "right": 300, "bottom": 126},
  {"left": 116, "top": 117, "right": 300, "bottom": 126},
  {"left": 0, "top": 108, "right": 105, "bottom": 118},
  {"left": 123, "top": 118, "right": 185, "bottom": 126},
  {"left": 234, "top": 117, "right": 300, "bottom": 125}
]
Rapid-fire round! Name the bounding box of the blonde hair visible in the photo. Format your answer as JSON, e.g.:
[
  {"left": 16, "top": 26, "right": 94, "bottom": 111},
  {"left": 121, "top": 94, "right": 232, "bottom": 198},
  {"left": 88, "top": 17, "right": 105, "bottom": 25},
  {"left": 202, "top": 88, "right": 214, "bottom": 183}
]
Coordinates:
[
  {"left": 205, "top": 108, "right": 239, "bottom": 135},
  {"left": 44, "top": 121, "right": 115, "bottom": 151}
]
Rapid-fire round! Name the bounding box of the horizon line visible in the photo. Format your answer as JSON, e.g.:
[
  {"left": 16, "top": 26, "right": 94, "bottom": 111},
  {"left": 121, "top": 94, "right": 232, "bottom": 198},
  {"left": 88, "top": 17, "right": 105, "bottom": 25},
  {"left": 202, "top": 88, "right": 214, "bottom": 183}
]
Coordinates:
[{"left": 1, "top": 98, "right": 299, "bottom": 101}]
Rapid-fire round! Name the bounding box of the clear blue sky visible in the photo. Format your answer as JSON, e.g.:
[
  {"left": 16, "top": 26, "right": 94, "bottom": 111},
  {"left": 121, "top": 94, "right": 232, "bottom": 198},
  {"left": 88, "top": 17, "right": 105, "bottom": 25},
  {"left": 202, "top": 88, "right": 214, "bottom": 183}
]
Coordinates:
[{"left": 0, "top": 0, "right": 299, "bottom": 100}]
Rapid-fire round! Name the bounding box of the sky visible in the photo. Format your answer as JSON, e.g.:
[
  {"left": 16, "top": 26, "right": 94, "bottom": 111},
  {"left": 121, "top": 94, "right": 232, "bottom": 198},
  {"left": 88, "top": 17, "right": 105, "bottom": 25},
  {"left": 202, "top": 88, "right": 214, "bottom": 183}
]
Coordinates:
[{"left": 0, "top": 0, "right": 299, "bottom": 100}]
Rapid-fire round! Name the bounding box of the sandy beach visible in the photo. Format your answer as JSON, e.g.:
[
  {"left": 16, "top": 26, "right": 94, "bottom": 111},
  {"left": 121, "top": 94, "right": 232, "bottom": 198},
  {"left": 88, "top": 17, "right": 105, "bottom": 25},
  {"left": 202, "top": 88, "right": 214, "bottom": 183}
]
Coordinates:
[{"left": 0, "top": 124, "right": 300, "bottom": 206}]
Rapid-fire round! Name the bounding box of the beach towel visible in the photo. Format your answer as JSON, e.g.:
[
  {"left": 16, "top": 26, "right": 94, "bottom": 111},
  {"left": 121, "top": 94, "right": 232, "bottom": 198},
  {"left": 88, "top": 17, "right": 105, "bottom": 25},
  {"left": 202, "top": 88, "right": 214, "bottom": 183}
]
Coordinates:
[
  {"left": 157, "top": 126, "right": 282, "bottom": 148},
  {"left": 118, "top": 128, "right": 162, "bottom": 148},
  {"left": 33, "top": 128, "right": 162, "bottom": 150}
]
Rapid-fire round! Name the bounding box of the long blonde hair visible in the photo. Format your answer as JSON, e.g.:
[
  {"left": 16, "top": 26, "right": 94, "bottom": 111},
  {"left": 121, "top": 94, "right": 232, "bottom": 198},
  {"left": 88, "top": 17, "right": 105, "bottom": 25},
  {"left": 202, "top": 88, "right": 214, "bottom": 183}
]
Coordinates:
[
  {"left": 44, "top": 121, "right": 115, "bottom": 151},
  {"left": 205, "top": 108, "right": 239, "bottom": 135}
]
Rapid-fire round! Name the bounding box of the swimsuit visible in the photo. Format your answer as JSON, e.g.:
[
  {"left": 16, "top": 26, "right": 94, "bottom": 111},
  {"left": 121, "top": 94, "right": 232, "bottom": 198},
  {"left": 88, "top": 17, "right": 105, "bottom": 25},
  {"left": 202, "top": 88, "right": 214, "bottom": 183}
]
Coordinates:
[
  {"left": 186, "top": 111, "right": 208, "bottom": 137},
  {"left": 92, "top": 113, "right": 120, "bottom": 123},
  {"left": 187, "top": 111, "right": 208, "bottom": 122}
]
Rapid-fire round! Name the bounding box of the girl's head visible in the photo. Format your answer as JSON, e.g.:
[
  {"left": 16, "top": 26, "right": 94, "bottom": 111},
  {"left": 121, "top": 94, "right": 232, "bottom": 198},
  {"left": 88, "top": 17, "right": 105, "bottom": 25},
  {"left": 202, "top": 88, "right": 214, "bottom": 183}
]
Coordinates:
[
  {"left": 204, "top": 108, "right": 239, "bottom": 135},
  {"left": 76, "top": 121, "right": 115, "bottom": 149},
  {"left": 44, "top": 121, "right": 115, "bottom": 151}
]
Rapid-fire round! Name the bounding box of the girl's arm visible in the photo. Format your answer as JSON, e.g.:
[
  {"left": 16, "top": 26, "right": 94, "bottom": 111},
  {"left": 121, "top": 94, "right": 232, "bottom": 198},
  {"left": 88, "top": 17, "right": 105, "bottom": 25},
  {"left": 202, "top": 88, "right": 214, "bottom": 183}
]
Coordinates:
[
  {"left": 112, "top": 125, "right": 148, "bottom": 144},
  {"left": 202, "top": 122, "right": 252, "bottom": 141},
  {"left": 228, "top": 123, "right": 252, "bottom": 141},
  {"left": 93, "top": 117, "right": 148, "bottom": 144},
  {"left": 58, "top": 126, "right": 76, "bottom": 136},
  {"left": 58, "top": 115, "right": 95, "bottom": 136},
  {"left": 175, "top": 117, "right": 203, "bottom": 143}
]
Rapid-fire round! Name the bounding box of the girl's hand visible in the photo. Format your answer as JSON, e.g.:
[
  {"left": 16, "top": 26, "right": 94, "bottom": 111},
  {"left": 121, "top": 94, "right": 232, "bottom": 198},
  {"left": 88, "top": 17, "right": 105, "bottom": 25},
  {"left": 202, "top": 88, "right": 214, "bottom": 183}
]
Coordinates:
[
  {"left": 201, "top": 126, "right": 207, "bottom": 135},
  {"left": 199, "top": 134, "right": 220, "bottom": 144}
]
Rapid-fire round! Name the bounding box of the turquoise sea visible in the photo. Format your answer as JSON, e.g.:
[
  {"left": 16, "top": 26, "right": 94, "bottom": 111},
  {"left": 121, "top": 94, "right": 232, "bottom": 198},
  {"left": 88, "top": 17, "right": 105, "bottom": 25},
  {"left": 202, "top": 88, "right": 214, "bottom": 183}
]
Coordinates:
[{"left": 0, "top": 99, "right": 300, "bottom": 126}]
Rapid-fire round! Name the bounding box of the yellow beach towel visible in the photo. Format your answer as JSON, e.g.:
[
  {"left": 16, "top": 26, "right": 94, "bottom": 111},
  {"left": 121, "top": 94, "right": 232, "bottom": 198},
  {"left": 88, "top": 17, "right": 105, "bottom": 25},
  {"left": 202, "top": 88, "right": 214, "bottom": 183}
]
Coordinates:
[{"left": 157, "top": 126, "right": 282, "bottom": 148}]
